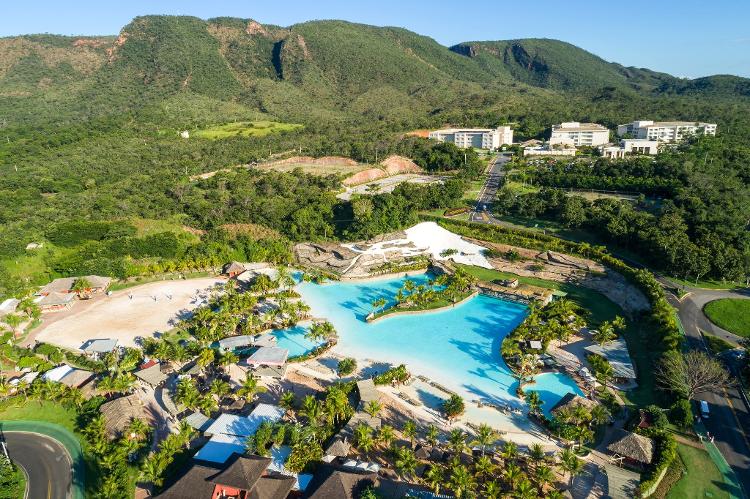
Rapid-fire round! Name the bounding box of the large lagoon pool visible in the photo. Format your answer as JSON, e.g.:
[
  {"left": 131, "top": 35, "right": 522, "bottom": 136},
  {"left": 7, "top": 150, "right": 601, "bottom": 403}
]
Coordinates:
[{"left": 291, "top": 273, "right": 582, "bottom": 412}]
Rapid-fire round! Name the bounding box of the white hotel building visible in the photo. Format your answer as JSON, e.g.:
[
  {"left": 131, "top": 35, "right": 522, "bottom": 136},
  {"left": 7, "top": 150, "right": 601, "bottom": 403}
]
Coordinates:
[
  {"left": 428, "top": 126, "right": 513, "bottom": 150},
  {"left": 617, "top": 120, "right": 717, "bottom": 142},
  {"left": 548, "top": 122, "right": 611, "bottom": 147}
]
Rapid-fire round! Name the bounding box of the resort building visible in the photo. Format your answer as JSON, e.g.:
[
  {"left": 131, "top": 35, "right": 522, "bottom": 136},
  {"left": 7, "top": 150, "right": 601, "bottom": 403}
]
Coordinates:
[
  {"left": 81, "top": 338, "right": 119, "bottom": 359},
  {"left": 239, "top": 346, "right": 289, "bottom": 379},
  {"left": 35, "top": 292, "right": 76, "bottom": 312},
  {"left": 133, "top": 361, "right": 169, "bottom": 388},
  {"left": 38, "top": 275, "right": 111, "bottom": 296},
  {"left": 523, "top": 144, "right": 577, "bottom": 157},
  {"left": 156, "top": 453, "right": 297, "bottom": 499},
  {"left": 607, "top": 429, "right": 654, "bottom": 469},
  {"left": 99, "top": 394, "right": 150, "bottom": 438},
  {"left": 195, "top": 404, "right": 286, "bottom": 464},
  {"left": 0, "top": 298, "right": 19, "bottom": 317},
  {"left": 428, "top": 126, "right": 513, "bottom": 150},
  {"left": 305, "top": 465, "right": 431, "bottom": 499},
  {"left": 549, "top": 122, "right": 610, "bottom": 147},
  {"left": 42, "top": 364, "right": 95, "bottom": 390},
  {"left": 599, "top": 138, "right": 660, "bottom": 159},
  {"left": 617, "top": 120, "right": 717, "bottom": 142},
  {"left": 585, "top": 338, "right": 636, "bottom": 385}
]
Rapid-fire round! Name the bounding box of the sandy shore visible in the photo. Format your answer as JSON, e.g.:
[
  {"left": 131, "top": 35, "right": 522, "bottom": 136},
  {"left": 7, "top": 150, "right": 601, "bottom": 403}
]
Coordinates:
[{"left": 34, "top": 277, "right": 224, "bottom": 351}]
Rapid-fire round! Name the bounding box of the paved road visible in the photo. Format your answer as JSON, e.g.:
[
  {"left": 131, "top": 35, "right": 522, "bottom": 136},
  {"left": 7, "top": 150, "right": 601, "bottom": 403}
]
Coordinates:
[
  {"left": 3, "top": 431, "right": 73, "bottom": 499},
  {"left": 669, "top": 285, "right": 750, "bottom": 497},
  {"left": 470, "top": 153, "right": 509, "bottom": 223}
]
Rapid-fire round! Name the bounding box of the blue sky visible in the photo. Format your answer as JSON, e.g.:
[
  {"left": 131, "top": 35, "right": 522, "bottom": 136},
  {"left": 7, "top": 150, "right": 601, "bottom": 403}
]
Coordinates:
[{"left": 3, "top": 0, "right": 749, "bottom": 78}]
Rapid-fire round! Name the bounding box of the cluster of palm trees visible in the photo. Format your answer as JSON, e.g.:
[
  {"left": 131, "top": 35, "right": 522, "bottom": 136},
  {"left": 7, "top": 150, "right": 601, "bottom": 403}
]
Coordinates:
[
  {"left": 382, "top": 268, "right": 478, "bottom": 315},
  {"left": 78, "top": 408, "right": 152, "bottom": 497},
  {"left": 304, "top": 320, "right": 338, "bottom": 343},
  {"left": 0, "top": 296, "right": 40, "bottom": 336},
  {"left": 552, "top": 402, "right": 610, "bottom": 450},
  {"left": 139, "top": 421, "right": 196, "bottom": 490},
  {"left": 174, "top": 372, "right": 267, "bottom": 416},
  {"left": 0, "top": 376, "right": 86, "bottom": 408},
  {"left": 350, "top": 416, "right": 585, "bottom": 498}
]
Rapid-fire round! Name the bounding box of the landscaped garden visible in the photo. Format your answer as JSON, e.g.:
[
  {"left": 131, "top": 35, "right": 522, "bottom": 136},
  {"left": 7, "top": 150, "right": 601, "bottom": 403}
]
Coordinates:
[
  {"left": 666, "top": 444, "right": 730, "bottom": 499},
  {"left": 703, "top": 299, "right": 750, "bottom": 338}
]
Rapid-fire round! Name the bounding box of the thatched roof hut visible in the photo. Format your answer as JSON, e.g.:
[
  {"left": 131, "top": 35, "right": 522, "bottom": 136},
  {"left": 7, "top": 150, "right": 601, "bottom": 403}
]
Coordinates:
[
  {"left": 549, "top": 393, "right": 598, "bottom": 416},
  {"left": 607, "top": 429, "right": 654, "bottom": 465},
  {"left": 99, "top": 394, "right": 149, "bottom": 438}
]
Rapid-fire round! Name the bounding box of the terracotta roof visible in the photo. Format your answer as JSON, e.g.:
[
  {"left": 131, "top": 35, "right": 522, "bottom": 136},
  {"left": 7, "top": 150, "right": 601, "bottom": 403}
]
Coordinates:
[
  {"left": 607, "top": 429, "right": 654, "bottom": 464},
  {"left": 209, "top": 454, "right": 271, "bottom": 490}
]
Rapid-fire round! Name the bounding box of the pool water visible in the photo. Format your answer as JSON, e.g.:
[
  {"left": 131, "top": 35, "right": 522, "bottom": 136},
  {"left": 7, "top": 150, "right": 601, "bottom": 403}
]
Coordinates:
[
  {"left": 271, "top": 325, "right": 326, "bottom": 357},
  {"left": 292, "top": 273, "right": 582, "bottom": 412}
]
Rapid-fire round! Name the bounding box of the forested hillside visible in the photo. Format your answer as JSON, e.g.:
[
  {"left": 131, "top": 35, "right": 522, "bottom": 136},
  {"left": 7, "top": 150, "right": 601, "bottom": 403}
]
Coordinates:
[{"left": 0, "top": 15, "right": 749, "bottom": 296}]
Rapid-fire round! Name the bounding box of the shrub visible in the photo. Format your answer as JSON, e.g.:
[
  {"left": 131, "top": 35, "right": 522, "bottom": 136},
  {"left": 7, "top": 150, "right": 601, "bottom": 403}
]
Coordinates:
[
  {"left": 638, "top": 430, "right": 678, "bottom": 496},
  {"left": 374, "top": 364, "right": 409, "bottom": 385},
  {"left": 670, "top": 398, "right": 694, "bottom": 429},
  {"left": 337, "top": 357, "right": 357, "bottom": 377},
  {"left": 645, "top": 405, "right": 669, "bottom": 429}
]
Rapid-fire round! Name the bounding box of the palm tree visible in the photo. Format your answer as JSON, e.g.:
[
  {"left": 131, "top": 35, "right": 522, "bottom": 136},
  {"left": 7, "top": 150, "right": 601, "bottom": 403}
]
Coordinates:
[
  {"left": 448, "top": 463, "right": 476, "bottom": 498},
  {"left": 354, "top": 423, "right": 375, "bottom": 458},
  {"left": 306, "top": 321, "right": 336, "bottom": 342},
  {"left": 71, "top": 277, "right": 92, "bottom": 297},
  {"left": 196, "top": 347, "right": 215, "bottom": 369},
  {"left": 426, "top": 424, "right": 440, "bottom": 448},
  {"left": 484, "top": 480, "right": 502, "bottom": 499},
  {"left": 534, "top": 464, "right": 554, "bottom": 493},
  {"left": 525, "top": 391, "right": 542, "bottom": 416},
  {"left": 559, "top": 450, "right": 584, "bottom": 489},
  {"left": 140, "top": 455, "right": 167, "bottom": 487},
  {"left": 592, "top": 322, "right": 617, "bottom": 345},
  {"left": 300, "top": 395, "right": 322, "bottom": 426},
  {"left": 424, "top": 465, "right": 444, "bottom": 495},
  {"left": 280, "top": 391, "right": 297, "bottom": 414},
  {"left": 237, "top": 373, "right": 267, "bottom": 403},
  {"left": 474, "top": 455, "right": 495, "bottom": 482},
  {"left": 126, "top": 418, "right": 150, "bottom": 441},
  {"left": 402, "top": 420, "right": 418, "bottom": 448},
  {"left": 3, "top": 314, "right": 22, "bottom": 336},
  {"left": 371, "top": 297, "right": 387, "bottom": 316},
  {"left": 502, "top": 464, "right": 524, "bottom": 490},
  {"left": 502, "top": 441, "right": 519, "bottom": 463},
  {"left": 377, "top": 424, "right": 395, "bottom": 449},
  {"left": 395, "top": 447, "right": 418, "bottom": 479},
  {"left": 442, "top": 394, "right": 465, "bottom": 423},
  {"left": 448, "top": 428, "right": 466, "bottom": 456},
  {"left": 364, "top": 400, "right": 382, "bottom": 418},
  {"left": 590, "top": 405, "right": 610, "bottom": 427},
  {"left": 528, "top": 443, "right": 545, "bottom": 470},
  {"left": 513, "top": 477, "right": 537, "bottom": 499},
  {"left": 210, "top": 379, "right": 231, "bottom": 399},
  {"left": 470, "top": 423, "right": 497, "bottom": 455}
]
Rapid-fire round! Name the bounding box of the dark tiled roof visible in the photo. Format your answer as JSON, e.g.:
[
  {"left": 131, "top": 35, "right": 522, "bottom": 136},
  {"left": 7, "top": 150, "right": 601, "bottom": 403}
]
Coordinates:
[
  {"left": 155, "top": 461, "right": 220, "bottom": 499},
  {"left": 247, "top": 475, "right": 296, "bottom": 499},
  {"left": 209, "top": 453, "right": 272, "bottom": 491},
  {"left": 306, "top": 468, "right": 378, "bottom": 499}
]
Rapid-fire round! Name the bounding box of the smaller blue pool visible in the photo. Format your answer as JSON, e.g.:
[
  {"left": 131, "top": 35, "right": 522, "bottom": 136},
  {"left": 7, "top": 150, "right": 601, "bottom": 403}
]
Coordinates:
[{"left": 271, "top": 325, "right": 325, "bottom": 357}]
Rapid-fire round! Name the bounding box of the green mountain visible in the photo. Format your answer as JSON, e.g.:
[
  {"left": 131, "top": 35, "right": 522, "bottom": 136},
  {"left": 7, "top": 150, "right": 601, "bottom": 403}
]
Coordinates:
[
  {"left": 448, "top": 38, "right": 675, "bottom": 93},
  {"left": 2, "top": 15, "right": 747, "bottom": 128}
]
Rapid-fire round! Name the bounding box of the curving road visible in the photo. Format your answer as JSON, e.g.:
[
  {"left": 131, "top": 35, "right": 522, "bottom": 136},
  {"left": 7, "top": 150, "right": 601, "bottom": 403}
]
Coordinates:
[
  {"left": 668, "top": 285, "right": 750, "bottom": 497},
  {"left": 3, "top": 431, "right": 73, "bottom": 499}
]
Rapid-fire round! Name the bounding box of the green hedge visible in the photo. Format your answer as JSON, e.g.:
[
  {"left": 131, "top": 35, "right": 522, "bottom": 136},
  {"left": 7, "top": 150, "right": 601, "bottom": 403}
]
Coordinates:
[{"left": 639, "top": 430, "right": 678, "bottom": 496}]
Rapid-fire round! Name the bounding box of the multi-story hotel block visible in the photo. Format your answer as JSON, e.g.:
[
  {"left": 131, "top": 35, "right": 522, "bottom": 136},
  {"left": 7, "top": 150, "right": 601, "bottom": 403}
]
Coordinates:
[
  {"left": 548, "top": 122, "right": 611, "bottom": 147},
  {"left": 428, "top": 126, "right": 513, "bottom": 150},
  {"left": 616, "top": 120, "right": 717, "bottom": 142}
]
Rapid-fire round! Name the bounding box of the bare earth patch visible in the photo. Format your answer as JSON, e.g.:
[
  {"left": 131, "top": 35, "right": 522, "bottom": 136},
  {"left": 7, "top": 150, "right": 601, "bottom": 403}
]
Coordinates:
[{"left": 33, "top": 277, "right": 224, "bottom": 351}]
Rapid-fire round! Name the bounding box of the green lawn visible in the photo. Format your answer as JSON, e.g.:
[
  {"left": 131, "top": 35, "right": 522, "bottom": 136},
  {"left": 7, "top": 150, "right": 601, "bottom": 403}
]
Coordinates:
[
  {"left": 704, "top": 299, "right": 750, "bottom": 338},
  {"left": 669, "top": 277, "right": 744, "bottom": 291},
  {"left": 667, "top": 444, "right": 730, "bottom": 499},
  {"left": 193, "top": 120, "right": 303, "bottom": 139},
  {"left": 704, "top": 333, "right": 737, "bottom": 354}
]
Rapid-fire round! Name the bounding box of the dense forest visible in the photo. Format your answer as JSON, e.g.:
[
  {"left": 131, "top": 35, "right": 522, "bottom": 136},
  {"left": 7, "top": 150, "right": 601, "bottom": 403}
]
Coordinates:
[
  {"left": 497, "top": 136, "right": 750, "bottom": 282},
  {"left": 0, "top": 15, "right": 749, "bottom": 296}
]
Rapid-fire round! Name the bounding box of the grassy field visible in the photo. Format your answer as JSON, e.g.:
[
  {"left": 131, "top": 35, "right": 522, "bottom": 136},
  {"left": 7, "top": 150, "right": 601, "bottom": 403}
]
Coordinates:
[
  {"left": 667, "top": 444, "right": 730, "bottom": 499},
  {"left": 704, "top": 333, "right": 737, "bottom": 354},
  {"left": 704, "top": 299, "right": 750, "bottom": 338},
  {"left": 669, "top": 276, "right": 743, "bottom": 291},
  {"left": 193, "top": 120, "right": 303, "bottom": 139}
]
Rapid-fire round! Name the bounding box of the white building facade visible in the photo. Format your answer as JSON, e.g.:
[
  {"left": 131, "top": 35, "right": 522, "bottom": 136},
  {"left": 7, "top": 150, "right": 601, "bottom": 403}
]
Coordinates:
[
  {"left": 549, "top": 122, "right": 610, "bottom": 147},
  {"left": 599, "top": 138, "right": 660, "bottom": 159},
  {"left": 428, "top": 126, "right": 513, "bottom": 150},
  {"left": 617, "top": 120, "right": 717, "bottom": 142}
]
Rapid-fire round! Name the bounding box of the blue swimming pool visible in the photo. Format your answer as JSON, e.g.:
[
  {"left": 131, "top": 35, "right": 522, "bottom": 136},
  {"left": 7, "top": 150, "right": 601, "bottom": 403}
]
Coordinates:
[
  {"left": 271, "top": 325, "right": 326, "bottom": 358},
  {"left": 292, "top": 272, "right": 582, "bottom": 412}
]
